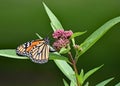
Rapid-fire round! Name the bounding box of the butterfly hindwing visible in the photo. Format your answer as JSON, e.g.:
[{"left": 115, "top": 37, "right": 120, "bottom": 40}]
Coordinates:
[{"left": 28, "top": 43, "right": 49, "bottom": 64}]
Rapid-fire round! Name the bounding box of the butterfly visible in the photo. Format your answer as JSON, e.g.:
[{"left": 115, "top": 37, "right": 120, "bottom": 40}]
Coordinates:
[{"left": 16, "top": 37, "right": 54, "bottom": 64}]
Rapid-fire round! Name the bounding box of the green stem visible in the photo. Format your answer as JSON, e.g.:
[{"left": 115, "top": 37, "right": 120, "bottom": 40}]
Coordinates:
[{"left": 68, "top": 52, "right": 81, "bottom": 86}]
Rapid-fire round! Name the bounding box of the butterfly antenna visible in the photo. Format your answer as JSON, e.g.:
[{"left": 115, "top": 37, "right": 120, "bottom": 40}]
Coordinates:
[
  {"left": 36, "top": 30, "right": 53, "bottom": 39},
  {"left": 46, "top": 30, "right": 53, "bottom": 38}
]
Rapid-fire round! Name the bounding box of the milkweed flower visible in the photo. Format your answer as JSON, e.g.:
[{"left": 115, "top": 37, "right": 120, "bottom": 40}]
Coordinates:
[
  {"left": 52, "top": 29, "right": 64, "bottom": 39},
  {"left": 52, "top": 29, "right": 73, "bottom": 39},
  {"left": 53, "top": 38, "right": 70, "bottom": 50},
  {"left": 52, "top": 29, "right": 73, "bottom": 50}
]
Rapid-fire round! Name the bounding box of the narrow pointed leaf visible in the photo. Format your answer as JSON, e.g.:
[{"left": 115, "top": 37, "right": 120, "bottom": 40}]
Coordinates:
[
  {"left": 78, "top": 69, "right": 84, "bottom": 84},
  {"left": 84, "top": 82, "right": 89, "bottom": 86},
  {"left": 49, "top": 53, "right": 70, "bottom": 62},
  {"left": 70, "top": 81, "right": 77, "bottom": 86},
  {"left": 79, "top": 69, "right": 84, "bottom": 79},
  {"left": 55, "top": 58, "right": 76, "bottom": 85},
  {"left": 96, "top": 77, "right": 114, "bottom": 86},
  {"left": 71, "top": 38, "right": 75, "bottom": 46},
  {"left": 59, "top": 47, "right": 70, "bottom": 54},
  {"left": 50, "top": 22, "right": 56, "bottom": 31},
  {"left": 43, "top": 2, "right": 63, "bottom": 30},
  {"left": 70, "top": 31, "right": 87, "bottom": 39},
  {"left": 43, "top": 3, "right": 76, "bottom": 85},
  {"left": 0, "top": 49, "right": 28, "bottom": 59},
  {"left": 83, "top": 65, "right": 103, "bottom": 83},
  {"left": 78, "top": 16, "right": 120, "bottom": 60},
  {"left": 35, "top": 33, "right": 43, "bottom": 39},
  {"left": 63, "top": 79, "right": 69, "bottom": 86},
  {"left": 115, "top": 82, "right": 120, "bottom": 86}
]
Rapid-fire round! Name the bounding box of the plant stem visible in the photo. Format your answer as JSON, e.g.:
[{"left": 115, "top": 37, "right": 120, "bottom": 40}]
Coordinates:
[{"left": 68, "top": 52, "right": 81, "bottom": 86}]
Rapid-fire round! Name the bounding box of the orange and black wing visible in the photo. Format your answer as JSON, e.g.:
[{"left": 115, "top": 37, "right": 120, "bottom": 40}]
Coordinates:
[
  {"left": 16, "top": 41, "right": 32, "bottom": 56},
  {"left": 28, "top": 41, "right": 49, "bottom": 64}
]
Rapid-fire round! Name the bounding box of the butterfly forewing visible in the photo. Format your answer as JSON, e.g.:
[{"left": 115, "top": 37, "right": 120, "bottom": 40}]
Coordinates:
[{"left": 16, "top": 41, "right": 32, "bottom": 56}]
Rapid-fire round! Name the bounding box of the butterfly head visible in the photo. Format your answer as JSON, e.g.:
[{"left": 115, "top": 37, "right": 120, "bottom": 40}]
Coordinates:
[{"left": 44, "top": 37, "right": 49, "bottom": 45}]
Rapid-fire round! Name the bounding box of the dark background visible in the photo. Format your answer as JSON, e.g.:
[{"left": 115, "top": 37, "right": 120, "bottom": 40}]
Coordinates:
[{"left": 0, "top": 0, "right": 120, "bottom": 86}]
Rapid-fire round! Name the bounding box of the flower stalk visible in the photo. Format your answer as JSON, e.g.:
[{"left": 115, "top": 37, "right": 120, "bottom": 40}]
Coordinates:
[{"left": 68, "top": 52, "right": 81, "bottom": 86}]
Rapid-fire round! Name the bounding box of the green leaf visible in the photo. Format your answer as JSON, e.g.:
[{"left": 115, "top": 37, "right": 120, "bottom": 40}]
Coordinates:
[
  {"left": 84, "top": 82, "right": 89, "bottom": 86},
  {"left": 70, "top": 81, "right": 77, "bottom": 86},
  {"left": 63, "top": 79, "right": 69, "bottom": 86},
  {"left": 43, "top": 3, "right": 77, "bottom": 85},
  {"left": 96, "top": 77, "right": 114, "bottom": 86},
  {"left": 83, "top": 65, "right": 104, "bottom": 84},
  {"left": 70, "top": 31, "right": 87, "bottom": 39},
  {"left": 79, "top": 69, "right": 84, "bottom": 79},
  {"left": 49, "top": 53, "right": 70, "bottom": 62},
  {"left": 71, "top": 38, "right": 76, "bottom": 46},
  {"left": 35, "top": 33, "right": 43, "bottom": 39},
  {"left": 77, "top": 16, "right": 120, "bottom": 60},
  {"left": 50, "top": 22, "right": 56, "bottom": 31},
  {"left": 59, "top": 47, "right": 70, "bottom": 54},
  {"left": 115, "top": 82, "right": 120, "bottom": 86},
  {"left": 54, "top": 57, "right": 76, "bottom": 85},
  {"left": 0, "top": 49, "right": 28, "bottom": 59},
  {"left": 43, "top": 2, "right": 63, "bottom": 31},
  {"left": 78, "top": 69, "right": 84, "bottom": 84},
  {"left": 70, "top": 31, "right": 86, "bottom": 46}
]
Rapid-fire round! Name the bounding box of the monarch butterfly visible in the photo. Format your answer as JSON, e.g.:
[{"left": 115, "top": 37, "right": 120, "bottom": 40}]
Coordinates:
[{"left": 16, "top": 37, "right": 54, "bottom": 64}]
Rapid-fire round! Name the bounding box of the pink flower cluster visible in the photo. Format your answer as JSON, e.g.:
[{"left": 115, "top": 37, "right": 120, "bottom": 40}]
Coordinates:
[
  {"left": 52, "top": 29, "right": 73, "bottom": 50},
  {"left": 52, "top": 29, "right": 73, "bottom": 39}
]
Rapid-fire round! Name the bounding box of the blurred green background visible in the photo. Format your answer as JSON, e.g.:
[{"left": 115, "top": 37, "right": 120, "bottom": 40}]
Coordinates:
[{"left": 0, "top": 0, "right": 120, "bottom": 86}]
